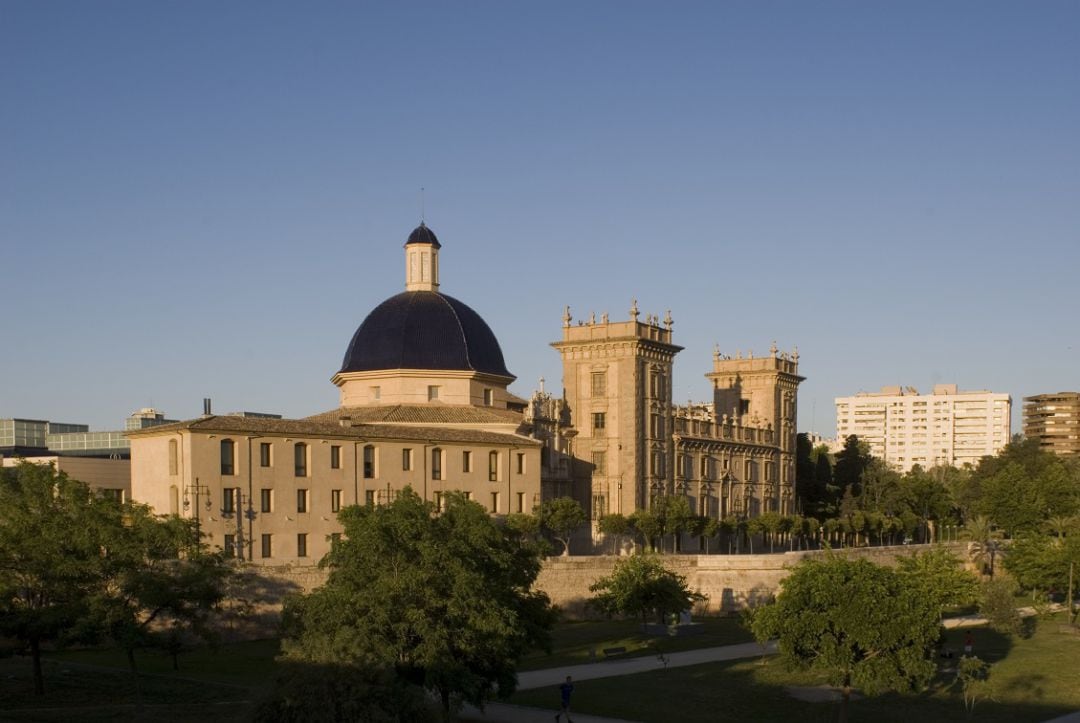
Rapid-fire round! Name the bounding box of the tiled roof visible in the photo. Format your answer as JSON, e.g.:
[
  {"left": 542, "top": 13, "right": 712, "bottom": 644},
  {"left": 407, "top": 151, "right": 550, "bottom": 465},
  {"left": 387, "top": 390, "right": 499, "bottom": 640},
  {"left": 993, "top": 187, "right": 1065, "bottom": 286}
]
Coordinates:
[
  {"left": 125, "top": 414, "right": 539, "bottom": 446},
  {"left": 305, "top": 404, "right": 523, "bottom": 425}
]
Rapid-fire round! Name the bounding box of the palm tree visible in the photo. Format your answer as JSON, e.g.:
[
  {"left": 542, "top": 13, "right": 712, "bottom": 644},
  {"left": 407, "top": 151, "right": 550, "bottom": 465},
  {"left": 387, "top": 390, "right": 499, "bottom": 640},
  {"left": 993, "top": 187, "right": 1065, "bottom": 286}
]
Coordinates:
[{"left": 964, "top": 515, "right": 999, "bottom": 578}]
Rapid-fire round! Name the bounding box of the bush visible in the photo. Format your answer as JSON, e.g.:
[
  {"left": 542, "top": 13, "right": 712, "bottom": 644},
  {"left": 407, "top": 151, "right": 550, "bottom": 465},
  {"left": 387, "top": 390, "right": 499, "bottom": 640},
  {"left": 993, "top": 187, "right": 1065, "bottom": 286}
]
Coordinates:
[{"left": 978, "top": 578, "right": 1022, "bottom": 635}]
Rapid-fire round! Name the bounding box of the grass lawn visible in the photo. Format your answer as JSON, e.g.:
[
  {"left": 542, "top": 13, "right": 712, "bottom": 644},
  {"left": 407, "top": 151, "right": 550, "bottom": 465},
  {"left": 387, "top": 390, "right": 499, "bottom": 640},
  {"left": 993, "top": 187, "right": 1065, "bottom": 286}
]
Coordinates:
[
  {"left": 511, "top": 614, "right": 1080, "bottom": 722},
  {"left": 518, "top": 615, "right": 754, "bottom": 671}
]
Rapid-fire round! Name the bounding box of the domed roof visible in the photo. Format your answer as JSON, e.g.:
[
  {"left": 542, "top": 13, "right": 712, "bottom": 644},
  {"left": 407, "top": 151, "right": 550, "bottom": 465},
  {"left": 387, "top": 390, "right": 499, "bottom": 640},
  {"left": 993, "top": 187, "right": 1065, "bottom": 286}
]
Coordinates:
[
  {"left": 340, "top": 291, "right": 513, "bottom": 379},
  {"left": 405, "top": 222, "right": 441, "bottom": 248}
]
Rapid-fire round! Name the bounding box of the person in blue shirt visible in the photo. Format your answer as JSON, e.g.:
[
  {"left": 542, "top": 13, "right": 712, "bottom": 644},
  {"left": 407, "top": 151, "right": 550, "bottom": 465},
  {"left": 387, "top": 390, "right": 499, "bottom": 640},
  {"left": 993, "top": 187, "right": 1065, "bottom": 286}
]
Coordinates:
[{"left": 555, "top": 675, "right": 574, "bottom": 722}]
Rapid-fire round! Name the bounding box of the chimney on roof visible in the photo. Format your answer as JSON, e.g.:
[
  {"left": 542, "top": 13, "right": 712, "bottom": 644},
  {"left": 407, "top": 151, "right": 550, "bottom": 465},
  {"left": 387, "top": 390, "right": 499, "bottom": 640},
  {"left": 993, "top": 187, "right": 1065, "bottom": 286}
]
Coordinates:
[{"left": 203, "top": 398, "right": 212, "bottom": 416}]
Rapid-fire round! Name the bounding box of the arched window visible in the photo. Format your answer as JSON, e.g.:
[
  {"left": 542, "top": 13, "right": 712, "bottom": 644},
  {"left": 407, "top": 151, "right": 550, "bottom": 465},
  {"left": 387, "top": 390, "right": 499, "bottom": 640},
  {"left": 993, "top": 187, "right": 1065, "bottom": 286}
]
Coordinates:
[
  {"left": 431, "top": 448, "right": 443, "bottom": 481},
  {"left": 363, "top": 445, "right": 376, "bottom": 479},
  {"left": 168, "top": 439, "right": 178, "bottom": 476},
  {"left": 220, "top": 439, "right": 235, "bottom": 476},
  {"left": 294, "top": 442, "right": 308, "bottom": 477}
]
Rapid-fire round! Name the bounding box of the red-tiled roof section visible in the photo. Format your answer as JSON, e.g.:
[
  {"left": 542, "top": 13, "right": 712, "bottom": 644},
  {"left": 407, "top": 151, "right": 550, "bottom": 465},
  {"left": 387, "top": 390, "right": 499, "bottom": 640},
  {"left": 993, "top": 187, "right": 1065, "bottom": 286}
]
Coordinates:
[
  {"left": 125, "top": 414, "right": 538, "bottom": 446},
  {"left": 305, "top": 404, "right": 523, "bottom": 425}
]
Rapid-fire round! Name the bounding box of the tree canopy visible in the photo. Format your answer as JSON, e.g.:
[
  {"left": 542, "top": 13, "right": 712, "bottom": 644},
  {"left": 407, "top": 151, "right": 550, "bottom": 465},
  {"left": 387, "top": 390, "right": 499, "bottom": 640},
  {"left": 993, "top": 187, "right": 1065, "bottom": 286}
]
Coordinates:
[
  {"left": 749, "top": 555, "right": 940, "bottom": 723},
  {"left": 537, "top": 496, "right": 587, "bottom": 556},
  {"left": 281, "top": 488, "right": 555, "bottom": 717},
  {"left": 588, "top": 554, "right": 704, "bottom": 625}
]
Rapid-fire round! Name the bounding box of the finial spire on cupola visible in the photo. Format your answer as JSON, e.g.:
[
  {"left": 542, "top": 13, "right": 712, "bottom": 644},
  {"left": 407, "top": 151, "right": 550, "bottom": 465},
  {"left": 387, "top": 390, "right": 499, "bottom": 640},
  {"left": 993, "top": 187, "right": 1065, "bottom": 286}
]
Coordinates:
[{"left": 404, "top": 222, "right": 441, "bottom": 291}]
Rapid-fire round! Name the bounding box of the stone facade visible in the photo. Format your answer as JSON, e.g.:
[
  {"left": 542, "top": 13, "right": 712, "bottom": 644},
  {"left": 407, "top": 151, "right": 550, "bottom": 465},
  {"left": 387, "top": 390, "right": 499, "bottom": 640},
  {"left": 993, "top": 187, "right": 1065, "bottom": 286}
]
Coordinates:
[{"left": 551, "top": 303, "right": 803, "bottom": 523}]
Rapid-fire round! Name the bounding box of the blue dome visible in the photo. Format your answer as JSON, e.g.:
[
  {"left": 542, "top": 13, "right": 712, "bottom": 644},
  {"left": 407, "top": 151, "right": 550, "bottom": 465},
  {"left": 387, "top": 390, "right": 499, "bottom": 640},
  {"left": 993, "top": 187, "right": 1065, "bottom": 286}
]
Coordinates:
[
  {"left": 405, "top": 222, "right": 441, "bottom": 248},
  {"left": 340, "top": 291, "right": 513, "bottom": 379}
]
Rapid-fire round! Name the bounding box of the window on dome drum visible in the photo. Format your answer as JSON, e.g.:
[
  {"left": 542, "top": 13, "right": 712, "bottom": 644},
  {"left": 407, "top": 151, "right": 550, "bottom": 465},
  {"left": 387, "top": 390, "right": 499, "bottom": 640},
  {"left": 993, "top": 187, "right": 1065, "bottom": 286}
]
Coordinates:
[
  {"left": 220, "top": 439, "right": 235, "bottom": 476},
  {"left": 260, "top": 488, "right": 272, "bottom": 513},
  {"left": 168, "top": 440, "right": 178, "bottom": 475},
  {"left": 489, "top": 451, "right": 499, "bottom": 481},
  {"left": 297, "top": 489, "right": 308, "bottom": 513},
  {"left": 462, "top": 450, "right": 472, "bottom": 473},
  {"left": 483, "top": 388, "right": 493, "bottom": 406},
  {"left": 260, "top": 442, "right": 272, "bottom": 467},
  {"left": 261, "top": 534, "right": 272, "bottom": 559},
  {"left": 431, "top": 448, "right": 443, "bottom": 480},
  {"left": 516, "top": 453, "right": 525, "bottom": 475},
  {"left": 592, "top": 372, "right": 606, "bottom": 397},
  {"left": 294, "top": 443, "right": 308, "bottom": 477},
  {"left": 363, "top": 445, "right": 375, "bottom": 478},
  {"left": 402, "top": 448, "right": 413, "bottom": 471},
  {"left": 297, "top": 533, "right": 308, "bottom": 558},
  {"left": 428, "top": 385, "right": 440, "bottom": 401},
  {"left": 331, "top": 489, "right": 342, "bottom": 513},
  {"left": 593, "top": 412, "right": 606, "bottom": 431},
  {"left": 330, "top": 445, "right": 341, "bottom": 470},
  {"left": 370, "top": 386, "right": 381, "bottom": 401}
]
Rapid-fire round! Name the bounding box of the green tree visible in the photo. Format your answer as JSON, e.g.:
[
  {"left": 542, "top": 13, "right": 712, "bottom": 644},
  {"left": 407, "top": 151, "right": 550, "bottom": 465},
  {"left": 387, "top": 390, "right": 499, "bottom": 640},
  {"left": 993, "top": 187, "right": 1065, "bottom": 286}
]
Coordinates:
[
  {"left": 629, "top": 509, "right": 662, "bottom": 552},
  {"left": 898, "top": 467, "right": 954, "bottom": 543},
  {"left": 833, "top": 435, "right": 870, "bottom": 500},
  {"left": 0, "top": 463, "right": 114, "bottom": 694},
  {"left": 894, "top": 547, "right": 978, "bottom": 619},
  {"left": 652, "top": 495, "right": 693, "bottom": 553},
  {"left": 954, "top": 655, "right": 991, "bottom": 722},
  {"left": 978, "top": 577, "right": 1022, "bottom": 634},
  {"left": 282, "top": 489, "right": 555, "bottom": 718},
  {"left": 1002, "top": 534, "right": 1080, "bottom": 600},
  {"left": 964, "top": 515, "right": 1000, "bottom": 577},
  {"left": 97, "top": 505, "right": 232, "bottom": 695},
  {"left": 588, "top": 555, "right": 705, "bottom": 625},
  {"left": 538, "top": 496, "right": 587, "bottom": 556},
  {"left": 748, "top": 555, "right": 939, "bottom": 723},
  {"left": 973, "top": 439, "right": 1080, "bottom": 535},
  {"left": 597, "top": 513, "right": 631, "bottom": 555}
]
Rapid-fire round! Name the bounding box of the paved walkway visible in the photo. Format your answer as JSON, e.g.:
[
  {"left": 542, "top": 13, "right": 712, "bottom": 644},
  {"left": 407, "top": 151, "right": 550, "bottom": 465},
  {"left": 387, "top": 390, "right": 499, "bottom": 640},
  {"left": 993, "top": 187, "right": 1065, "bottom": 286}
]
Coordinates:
[{"left": 462, "top": 640, "right": 776, "bottom": 722}]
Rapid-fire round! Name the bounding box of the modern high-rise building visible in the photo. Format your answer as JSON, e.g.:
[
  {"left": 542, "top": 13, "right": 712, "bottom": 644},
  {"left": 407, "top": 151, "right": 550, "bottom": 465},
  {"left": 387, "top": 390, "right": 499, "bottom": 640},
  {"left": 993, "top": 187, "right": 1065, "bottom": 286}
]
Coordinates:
[
  {"left": 835, "top": 384, "right": 1010, "bottom": 472},
  {"left": 1023, "top": 392, "right": 1080, "bottom": 457}
]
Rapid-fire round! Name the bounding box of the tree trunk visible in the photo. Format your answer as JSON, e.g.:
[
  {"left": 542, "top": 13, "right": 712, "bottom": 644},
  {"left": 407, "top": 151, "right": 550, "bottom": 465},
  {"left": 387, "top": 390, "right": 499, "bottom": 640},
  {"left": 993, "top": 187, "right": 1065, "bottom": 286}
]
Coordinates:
[
  {"left": 440, "top": 686, "right": 451, "bottom": 722},
  {"left": 30, "top": 636, "right": 44, "bottom": 695},
  {"left": 126, "top": 647, "right": 144, "bottom": 716},
  {"left": 838, "top": 675, "right": 851, "bottom": 723}
]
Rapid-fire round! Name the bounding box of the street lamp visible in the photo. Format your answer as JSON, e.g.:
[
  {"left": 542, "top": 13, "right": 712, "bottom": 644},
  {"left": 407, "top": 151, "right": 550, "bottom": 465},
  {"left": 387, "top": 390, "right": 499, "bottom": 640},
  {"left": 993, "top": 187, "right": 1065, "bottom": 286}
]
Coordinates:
[{"left": 183, "top": 479, "right": 212, "bottom": 543}]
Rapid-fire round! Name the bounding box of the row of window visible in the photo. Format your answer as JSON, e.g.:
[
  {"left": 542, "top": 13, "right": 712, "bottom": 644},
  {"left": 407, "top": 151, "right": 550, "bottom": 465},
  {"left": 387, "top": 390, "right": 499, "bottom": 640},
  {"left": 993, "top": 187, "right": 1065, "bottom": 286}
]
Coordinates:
[
  {"left": 208, "top": 440, "right": 526, "bottom": 480},
  {"left": 223, "top": 532, "right": 334, "bottom": 559},
  {"left": 220, "top": 486, "right": 531, "bottom": 516}
]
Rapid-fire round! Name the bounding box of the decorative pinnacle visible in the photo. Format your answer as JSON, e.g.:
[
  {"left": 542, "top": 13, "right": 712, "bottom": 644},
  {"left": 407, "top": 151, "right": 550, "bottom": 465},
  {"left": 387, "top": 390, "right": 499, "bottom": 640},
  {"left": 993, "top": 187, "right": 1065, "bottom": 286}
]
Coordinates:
[
  {"left": 663, "top": 310, "right": 673, "bottom": 329},
  {"left": 713, "top": 344, "right": 720, "bottom": 362},
  {"left": 770, "top": 341, "right": 778, "bottom": 357},
  {"left": 630, "top": 299, "right": 639, "bottom": 320},
  {"left": 562, "top": 305, "right": 572, "bottom": 327}
]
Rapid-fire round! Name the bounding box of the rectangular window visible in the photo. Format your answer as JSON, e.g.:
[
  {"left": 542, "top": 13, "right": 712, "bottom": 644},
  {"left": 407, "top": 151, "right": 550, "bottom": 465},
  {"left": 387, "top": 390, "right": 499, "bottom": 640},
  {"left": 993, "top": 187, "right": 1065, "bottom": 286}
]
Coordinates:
[
  {"left": 363, "top": 445, "right": 375, "bottom": 478},
  {"left": 331, "top": 489, "right": 342, "bottom": 513},
  {"left": 650, "top": 413, "right": 664, "bottom": 438},
  {"left": 365, "top": 490, "right": 375, "bottom": 506},
  {"left": 462, "top": 450, "right": 472, "bottom": 473},
  {"left": 402, "top": 448, "right": 413, "bottom": 471},
  {"left": 739, "top": 399, "right": 751, "bottom": 416},
  {"left": 260, "top": 442, "right": 271, "bottom": 467},
  {"left": 490, "top": 491, "right": 500, "bottom": 513},
  {"left": 330, "top": 445, "right": 341, "bottom": 470},
  {"left": 464, "top": 491, "right": 473, "bottom": 501},
  {"left": 592, "top": 451, "right": 606, "bottom": 474},
  {"left": 222, "top": 487, "right": 237, "bottom": 515},
  {"left": 294, "top": 443, "right": 308, "bottom": 477},
  {"left": 297, "top": 533, "right": 308, "bottom": 558},
  {"left": 297, "top": 489, "right": 308, "bottom": 513},
  {"left": 261, "top": 534, "right": 272, "bottom": 558},
  {"left": 260, "top": 488, "right": 272, "bottom": 513},
  {"left": 516, "top": 492, "right": 525, "bottom": 513},
  {"left": 516, "top": 452, "right": 525, "bottom": 475},
  {"left": 591, "top": 372, "right": 606, "bottom": 397},
  {"left": 431, "top": 448, "right": 443, "bottom": 480},
  {"left": 592, "top": 412, "right": 606, "bottom": 431},
  {"left": 489, "top": 451, "right": 499, "bottom": 481},
  {"left": 434, "top": 491, "right": 444, "bottom": 512},
  {"left": 483, "top": 388, "right": 493, "bottom": 406},
  {"left": 370, "top": 385, "right": 381, "bottom": 401},
  {"left": 592, "top": 494, "right": 606, "bottom": 519},
  {"left": 428, "top": 385, "right": 440, "bottom": 401},
  {"left": 224, "top": 534, "right": 236, "bottom": 558}
]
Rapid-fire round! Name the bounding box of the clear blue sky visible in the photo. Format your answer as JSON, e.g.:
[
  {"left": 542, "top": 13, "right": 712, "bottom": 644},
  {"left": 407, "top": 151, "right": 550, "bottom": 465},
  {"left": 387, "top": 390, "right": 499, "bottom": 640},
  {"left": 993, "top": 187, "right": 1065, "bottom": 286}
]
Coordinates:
[{"left": 2, "top": 1, "right": 1077, "bottom": 435}]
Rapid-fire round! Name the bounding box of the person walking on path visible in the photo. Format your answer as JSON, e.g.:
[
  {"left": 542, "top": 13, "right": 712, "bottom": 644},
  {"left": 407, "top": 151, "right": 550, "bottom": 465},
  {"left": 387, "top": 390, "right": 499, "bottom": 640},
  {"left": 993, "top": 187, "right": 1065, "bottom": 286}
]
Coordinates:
[{"left": 554, "top": 675, "right": 574, "bottom": 722}]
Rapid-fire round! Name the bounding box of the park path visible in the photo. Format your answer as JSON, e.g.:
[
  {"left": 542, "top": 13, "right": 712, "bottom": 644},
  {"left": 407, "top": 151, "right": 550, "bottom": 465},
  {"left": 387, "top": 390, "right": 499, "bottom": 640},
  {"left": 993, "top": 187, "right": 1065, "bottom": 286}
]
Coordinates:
[{"left": 462, "top": 640, "right": 776, "bottom": 722}]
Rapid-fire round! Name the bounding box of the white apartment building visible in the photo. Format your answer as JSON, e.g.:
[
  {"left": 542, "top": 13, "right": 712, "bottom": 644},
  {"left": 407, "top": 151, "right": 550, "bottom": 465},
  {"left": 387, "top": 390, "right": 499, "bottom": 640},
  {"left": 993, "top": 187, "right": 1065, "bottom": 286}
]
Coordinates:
[{"left": 835, "top": 384, "right": 1011, "bottom": 472}]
